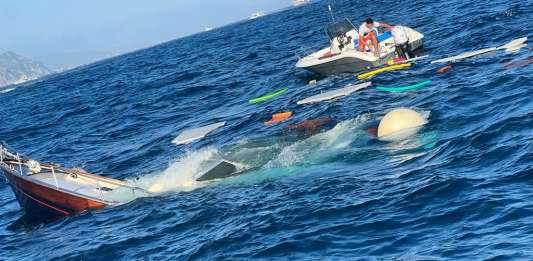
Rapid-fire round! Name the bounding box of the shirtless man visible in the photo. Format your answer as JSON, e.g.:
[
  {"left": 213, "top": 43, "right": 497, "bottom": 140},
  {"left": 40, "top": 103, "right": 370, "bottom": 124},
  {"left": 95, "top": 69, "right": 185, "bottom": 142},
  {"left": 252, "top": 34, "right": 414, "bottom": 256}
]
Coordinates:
[{"left": 358, "top": 18, "right": 393, "bottom": 56}]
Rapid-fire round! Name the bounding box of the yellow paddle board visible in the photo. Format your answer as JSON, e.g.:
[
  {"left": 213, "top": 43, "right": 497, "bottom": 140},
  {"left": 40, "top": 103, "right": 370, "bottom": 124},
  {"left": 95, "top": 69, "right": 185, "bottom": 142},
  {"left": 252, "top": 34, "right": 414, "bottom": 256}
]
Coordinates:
[{"left": 357, "top": 63, "right": 412, "bottom": 80}]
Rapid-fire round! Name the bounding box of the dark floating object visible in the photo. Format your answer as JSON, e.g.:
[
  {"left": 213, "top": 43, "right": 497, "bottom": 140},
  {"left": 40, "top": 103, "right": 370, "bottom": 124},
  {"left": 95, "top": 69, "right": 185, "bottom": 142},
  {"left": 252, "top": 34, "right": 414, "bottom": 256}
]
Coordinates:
[
  {"left": 196, "top": 160, "right": 240, "bottom": 181},
  {"left": 437, "top": 64, "right": 453, "bottom": 74},
  {"left": 503, "top": 56, "right": 533, "bottom": 69},
  {"left": 367, "top": 127, "right": 378, "bottom": 137},
  {"left": 284, "top": 116, "right": 333, "bottom": 135}
]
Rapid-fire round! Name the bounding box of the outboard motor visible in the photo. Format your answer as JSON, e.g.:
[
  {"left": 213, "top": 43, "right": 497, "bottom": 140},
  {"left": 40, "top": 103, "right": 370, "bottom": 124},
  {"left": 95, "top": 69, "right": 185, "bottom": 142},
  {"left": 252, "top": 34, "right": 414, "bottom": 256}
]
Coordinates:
[{"left": 392, "top": 26, "right": 412, "bottom": 59}]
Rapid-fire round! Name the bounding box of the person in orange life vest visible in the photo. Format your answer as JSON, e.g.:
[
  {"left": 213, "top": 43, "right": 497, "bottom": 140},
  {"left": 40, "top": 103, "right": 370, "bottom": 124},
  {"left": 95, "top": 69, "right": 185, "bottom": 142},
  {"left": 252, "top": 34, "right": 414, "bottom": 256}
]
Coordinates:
[{"left": 358, "top": 18, "right": 393, "bottom": 56}]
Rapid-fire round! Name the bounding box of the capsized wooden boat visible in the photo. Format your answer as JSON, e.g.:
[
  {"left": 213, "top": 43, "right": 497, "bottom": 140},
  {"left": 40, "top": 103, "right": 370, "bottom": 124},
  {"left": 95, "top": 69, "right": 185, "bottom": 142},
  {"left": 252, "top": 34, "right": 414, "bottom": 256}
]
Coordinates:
[{"left": 0, "top": 144, "right": 149, "bottom": 217}]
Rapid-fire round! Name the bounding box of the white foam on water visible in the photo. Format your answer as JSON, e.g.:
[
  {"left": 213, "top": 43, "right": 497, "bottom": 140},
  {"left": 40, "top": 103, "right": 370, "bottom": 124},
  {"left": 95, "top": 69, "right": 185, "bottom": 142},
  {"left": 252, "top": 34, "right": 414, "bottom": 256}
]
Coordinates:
[
  {"left": 266, "top": 114, "right": 370, "bottom": 168},
  {"left": 130, "top": 147, "right": 220, "bottom": 194}
]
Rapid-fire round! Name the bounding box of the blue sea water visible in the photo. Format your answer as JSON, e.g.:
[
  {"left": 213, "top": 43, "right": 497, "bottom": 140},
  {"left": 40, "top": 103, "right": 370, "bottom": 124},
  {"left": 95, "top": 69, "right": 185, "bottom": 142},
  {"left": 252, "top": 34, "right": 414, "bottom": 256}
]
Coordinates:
[{"left": 1, "top": 0, "right": 532, "bottom": 259}]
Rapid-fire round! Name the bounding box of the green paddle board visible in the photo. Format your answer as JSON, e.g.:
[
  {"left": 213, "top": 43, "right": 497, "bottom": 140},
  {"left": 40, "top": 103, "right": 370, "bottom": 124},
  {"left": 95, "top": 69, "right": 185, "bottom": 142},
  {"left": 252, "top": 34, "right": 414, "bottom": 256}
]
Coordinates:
[
  {"left": 376, "top": 80, "right": 432, "bottom": 92},
  {"left": 249, "top": 88, "right": 288, "bottom": 104}
]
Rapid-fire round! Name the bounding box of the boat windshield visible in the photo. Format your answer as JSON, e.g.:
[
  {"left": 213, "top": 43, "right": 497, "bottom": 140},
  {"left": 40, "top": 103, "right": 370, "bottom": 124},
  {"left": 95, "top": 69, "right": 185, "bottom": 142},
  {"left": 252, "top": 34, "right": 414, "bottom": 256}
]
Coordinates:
[{"left": 326, "top": 18, "right": 357, "bottom": 40}]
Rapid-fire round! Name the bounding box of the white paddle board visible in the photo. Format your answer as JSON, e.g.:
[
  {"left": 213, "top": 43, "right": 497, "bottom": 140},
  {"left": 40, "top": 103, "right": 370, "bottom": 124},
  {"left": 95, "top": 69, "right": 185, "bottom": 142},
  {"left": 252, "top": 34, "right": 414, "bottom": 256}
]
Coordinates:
[
  {"left": 404, "top": 55, "right": 430, "bottom": 63},
  {"left": 430, "top": 37, "right": 528, "bottom": 64},
  {"left": 505, "top": 43, "right": 527, "bottom": 53},
  {"left": 430, "top": 47, "right": 496, "bottom": 64},
  {"left": 497, "top": 37, "right": 528, "bottom": 50},
  {"left": 172, "top": 121, "right": 226, "bottom": 145},
  {"left": 297, "top": 82, "right": 372, "bottom": 105}
]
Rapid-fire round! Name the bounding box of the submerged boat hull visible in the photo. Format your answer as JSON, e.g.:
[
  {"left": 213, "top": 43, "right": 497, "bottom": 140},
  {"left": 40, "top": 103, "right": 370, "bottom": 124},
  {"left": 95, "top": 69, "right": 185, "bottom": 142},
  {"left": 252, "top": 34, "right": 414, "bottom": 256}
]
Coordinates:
[{"left": 3, "top": 169, "right": 108, "bottom": 217}]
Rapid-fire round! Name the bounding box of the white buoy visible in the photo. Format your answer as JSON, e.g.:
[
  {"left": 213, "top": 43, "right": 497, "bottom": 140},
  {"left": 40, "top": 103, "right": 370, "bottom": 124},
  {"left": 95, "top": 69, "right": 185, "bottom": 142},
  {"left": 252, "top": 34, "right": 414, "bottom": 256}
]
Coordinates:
[{"left": 378, "top": 108, "right": 427, "bottom": 141}]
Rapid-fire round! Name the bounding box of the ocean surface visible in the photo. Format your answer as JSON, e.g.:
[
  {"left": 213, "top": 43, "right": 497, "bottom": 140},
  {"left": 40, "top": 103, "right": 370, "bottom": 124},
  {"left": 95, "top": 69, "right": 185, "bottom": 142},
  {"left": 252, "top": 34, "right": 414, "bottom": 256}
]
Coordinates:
[{"left": 1, "top": 0, "right": 532, "bottom": 260}]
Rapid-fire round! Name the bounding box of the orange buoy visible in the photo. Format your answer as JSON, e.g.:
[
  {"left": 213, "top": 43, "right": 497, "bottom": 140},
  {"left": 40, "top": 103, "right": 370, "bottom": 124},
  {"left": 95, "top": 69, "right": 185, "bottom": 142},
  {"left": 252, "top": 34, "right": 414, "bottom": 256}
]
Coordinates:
[
  {"left": 264, "top": 111, "right": 293, "bottom": 125},
  {"left": 437, "top": 65, "right": 453, "bottom": 74}
]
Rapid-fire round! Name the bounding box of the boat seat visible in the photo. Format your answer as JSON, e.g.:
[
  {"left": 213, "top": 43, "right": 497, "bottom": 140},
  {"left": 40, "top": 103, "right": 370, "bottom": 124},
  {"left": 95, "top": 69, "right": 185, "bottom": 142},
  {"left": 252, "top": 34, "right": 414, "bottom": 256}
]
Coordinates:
[{"left": 354, "top": 31, "right": 393, "bottom": 47}]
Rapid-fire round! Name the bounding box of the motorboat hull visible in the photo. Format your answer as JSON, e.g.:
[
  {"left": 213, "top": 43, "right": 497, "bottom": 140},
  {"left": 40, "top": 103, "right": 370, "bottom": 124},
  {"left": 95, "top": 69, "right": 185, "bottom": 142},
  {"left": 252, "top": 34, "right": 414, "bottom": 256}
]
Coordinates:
[
  {"left": 3, "top": 168, "right": 108, "bottom": 217},
  {"left": 301, "top": 52, "right": 395, "bottom": 75}
]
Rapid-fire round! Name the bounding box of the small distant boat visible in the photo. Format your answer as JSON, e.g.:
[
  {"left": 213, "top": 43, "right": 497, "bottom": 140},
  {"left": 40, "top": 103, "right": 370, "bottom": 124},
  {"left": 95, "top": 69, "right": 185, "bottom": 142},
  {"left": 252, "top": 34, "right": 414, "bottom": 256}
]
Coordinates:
[
  {"left": 204, "top": 27, "right": 213, "bottom": 32},
  {"left": 0, "top": 87, "right": 15, "bottom": 94},
  {"left": 250, "top": 11, "right": 265, "bottom": 20},
  {"left": 0, "top": 144, "right": 148, "bottom": 217},
  {"left": 293, "top": 0, "right": 309, "bottom": 6}
]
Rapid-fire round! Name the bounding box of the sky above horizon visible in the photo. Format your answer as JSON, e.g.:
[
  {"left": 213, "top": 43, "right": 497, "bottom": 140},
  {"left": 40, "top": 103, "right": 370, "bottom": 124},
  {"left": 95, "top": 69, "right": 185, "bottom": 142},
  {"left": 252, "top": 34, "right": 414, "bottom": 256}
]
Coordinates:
[{"left": 0, "top": 0, "right": 291, "bottom": 70}]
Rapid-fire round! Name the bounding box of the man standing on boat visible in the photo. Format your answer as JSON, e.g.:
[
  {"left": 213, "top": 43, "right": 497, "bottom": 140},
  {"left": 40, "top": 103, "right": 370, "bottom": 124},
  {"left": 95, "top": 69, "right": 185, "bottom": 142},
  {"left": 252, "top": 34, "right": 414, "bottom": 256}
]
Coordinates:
[
  {"left": 391, "top": 25, "right": 412, "bottom": 59},
  {"left": 358, "top": 18, "right": 393, "bottom": 56}
]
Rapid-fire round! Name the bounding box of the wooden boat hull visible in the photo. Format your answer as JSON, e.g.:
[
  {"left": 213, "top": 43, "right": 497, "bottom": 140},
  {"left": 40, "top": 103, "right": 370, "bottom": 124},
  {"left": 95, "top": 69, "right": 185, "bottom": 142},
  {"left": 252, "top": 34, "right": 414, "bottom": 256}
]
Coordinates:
[{"left": 3, "top": 169, "right": 108, "bottom": 217}]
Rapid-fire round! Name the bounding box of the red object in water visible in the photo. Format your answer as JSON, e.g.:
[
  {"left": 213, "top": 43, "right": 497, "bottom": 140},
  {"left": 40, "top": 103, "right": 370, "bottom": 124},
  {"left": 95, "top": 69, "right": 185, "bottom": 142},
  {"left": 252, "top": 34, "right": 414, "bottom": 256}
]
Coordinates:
[
  {"left": 264, "top": 111, "right": 293, "bottom": 126},
  {"left": 437, "top": 65, "right": 453, "bottom": 74},
  {"left": 284, "top": 116, "right": 332, "bottom": 135},
  {"left": 367, "top": 127, "right": 378, "bottom": 137},
  {"left": 385, "top": 57, "right": 407, "bottom": 65}
]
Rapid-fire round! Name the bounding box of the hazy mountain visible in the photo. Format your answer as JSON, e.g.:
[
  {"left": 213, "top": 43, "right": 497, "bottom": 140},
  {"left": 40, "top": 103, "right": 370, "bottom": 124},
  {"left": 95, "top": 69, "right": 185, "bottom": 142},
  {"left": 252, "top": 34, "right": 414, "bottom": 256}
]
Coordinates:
[{"left": 0, "top": 52, "right": 51, "bottom": 87}]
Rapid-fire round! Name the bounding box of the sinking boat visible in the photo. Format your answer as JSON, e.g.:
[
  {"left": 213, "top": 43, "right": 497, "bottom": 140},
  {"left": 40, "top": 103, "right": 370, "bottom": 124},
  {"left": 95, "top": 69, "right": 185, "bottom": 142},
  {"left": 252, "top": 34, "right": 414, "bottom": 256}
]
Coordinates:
[
  {"left": 296, "top": 18, "right": 424, "bottom": 76},
  {"left": 0, "top": 144, "right": 148, "bottom": 217}
]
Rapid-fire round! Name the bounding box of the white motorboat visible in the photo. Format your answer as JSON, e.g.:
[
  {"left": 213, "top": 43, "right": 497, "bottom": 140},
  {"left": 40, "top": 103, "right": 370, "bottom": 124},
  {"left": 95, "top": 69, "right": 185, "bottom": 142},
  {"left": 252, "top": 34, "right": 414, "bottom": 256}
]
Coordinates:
[{"left": 296, "top": 18, "right": 424, "bottom": 76}]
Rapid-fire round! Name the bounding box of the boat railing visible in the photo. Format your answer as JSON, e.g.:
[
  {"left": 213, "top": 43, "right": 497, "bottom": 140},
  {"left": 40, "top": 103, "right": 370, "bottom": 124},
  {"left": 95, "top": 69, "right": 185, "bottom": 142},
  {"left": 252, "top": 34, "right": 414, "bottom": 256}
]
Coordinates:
[
  {"left": 0, "top": 145, "right": 21, "bottom": 174},
  {"left": 295, "top": 45, "right": 327, "bottom": 60},
  {"left": 37, "top": 163, "right": 152, "bottom": 200}
]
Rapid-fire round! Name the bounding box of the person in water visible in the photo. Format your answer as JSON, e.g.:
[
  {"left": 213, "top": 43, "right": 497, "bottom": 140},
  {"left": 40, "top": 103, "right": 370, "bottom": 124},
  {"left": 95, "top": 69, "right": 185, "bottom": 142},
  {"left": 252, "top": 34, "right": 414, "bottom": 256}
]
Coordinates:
[{"left": 358, "top": 18, "right": 393, "bottom": 56}]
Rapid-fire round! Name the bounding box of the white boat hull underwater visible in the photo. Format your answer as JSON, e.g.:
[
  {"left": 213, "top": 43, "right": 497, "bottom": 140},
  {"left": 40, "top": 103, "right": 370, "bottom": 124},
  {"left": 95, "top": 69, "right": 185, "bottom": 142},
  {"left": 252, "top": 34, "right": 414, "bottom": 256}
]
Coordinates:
[{"left": 296, "top": 18, "right": 424, "bottom": 76}]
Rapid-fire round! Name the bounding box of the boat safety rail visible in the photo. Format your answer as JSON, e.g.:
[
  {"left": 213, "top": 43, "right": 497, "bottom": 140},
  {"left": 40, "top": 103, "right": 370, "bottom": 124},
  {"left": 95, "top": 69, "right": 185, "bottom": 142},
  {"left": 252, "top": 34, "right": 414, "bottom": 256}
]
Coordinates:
[
  {"left": 295, "top": 45, "right": 326, "bottom": 60},
  {"left": 0, "top": 144, "right": 23, "bottom": 163},
  {"left": 69, "top": 169, "right": 152, "bottom": 198},
  {"left": 39, "top": 163, "right": 152, "bottom": 198},
  {"left": 0, "top": 145, "right": 24, "bottom": 175}
]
